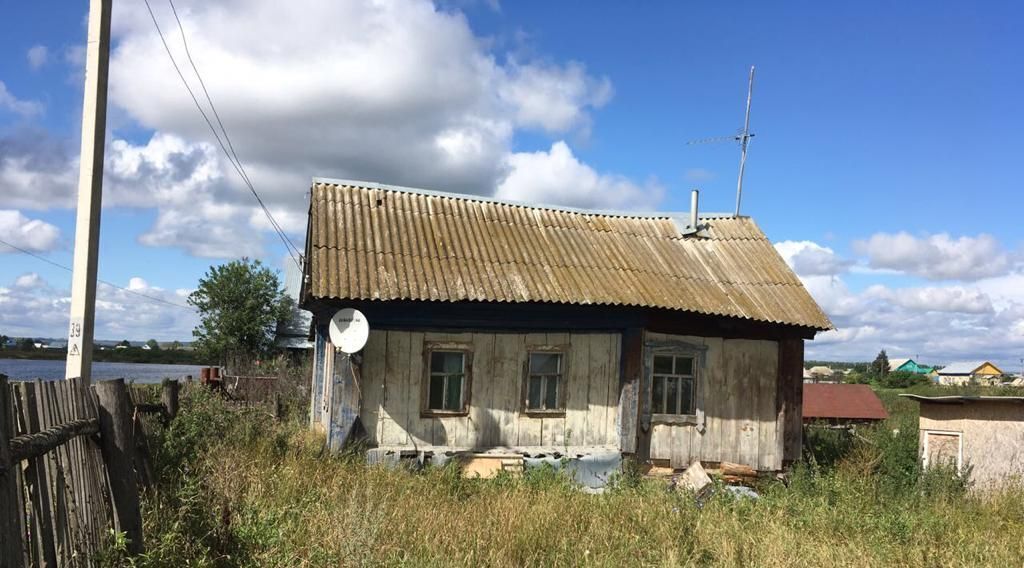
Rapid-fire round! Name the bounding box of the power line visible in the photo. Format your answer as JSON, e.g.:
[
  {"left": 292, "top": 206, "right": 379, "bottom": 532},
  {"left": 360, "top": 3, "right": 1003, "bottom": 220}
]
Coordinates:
[
  {"left": 167, "top": 0, "right": 303, "bottom": 261},
  {"left": 0, "top": 238, "right": 197, "bottom": 312},
  {"left": 142, "top": 0, "right": 303, "bottom": 268}
]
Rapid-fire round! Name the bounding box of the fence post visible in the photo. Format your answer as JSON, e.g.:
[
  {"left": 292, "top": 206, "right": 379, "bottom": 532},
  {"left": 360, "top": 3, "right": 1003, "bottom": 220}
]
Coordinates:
[
  {"left": 161, "top": 380, "right": 179, "bottom": 420},
  {"left": 1, "top": 375, "right": 26, "bottom": 567},
  {"left": 94, "top": 379, "right": 144, "bottom": 555}
]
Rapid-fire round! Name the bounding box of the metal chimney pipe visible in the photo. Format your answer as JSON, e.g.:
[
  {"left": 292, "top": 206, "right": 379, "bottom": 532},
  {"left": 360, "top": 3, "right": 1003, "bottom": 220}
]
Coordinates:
[{"left": 690, "top": 189, "right": 699, "bottom": 229}]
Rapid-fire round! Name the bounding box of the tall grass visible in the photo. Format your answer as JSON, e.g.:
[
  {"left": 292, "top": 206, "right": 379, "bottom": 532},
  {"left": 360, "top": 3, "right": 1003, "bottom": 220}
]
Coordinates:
[{"left": 115, "top": 387, "right": 1024, "bottom": 567}]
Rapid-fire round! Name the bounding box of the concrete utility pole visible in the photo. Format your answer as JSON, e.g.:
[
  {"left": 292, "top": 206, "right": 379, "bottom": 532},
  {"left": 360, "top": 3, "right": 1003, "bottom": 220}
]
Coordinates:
[{"left": 65, "top": 0, "right": 113, "bottom": 384}]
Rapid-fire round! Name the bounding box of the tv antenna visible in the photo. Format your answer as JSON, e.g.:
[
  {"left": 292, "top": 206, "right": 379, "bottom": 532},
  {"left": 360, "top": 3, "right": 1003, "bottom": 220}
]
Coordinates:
[{"left": 686, "top": 65, "right": 756, "bottom": 217}]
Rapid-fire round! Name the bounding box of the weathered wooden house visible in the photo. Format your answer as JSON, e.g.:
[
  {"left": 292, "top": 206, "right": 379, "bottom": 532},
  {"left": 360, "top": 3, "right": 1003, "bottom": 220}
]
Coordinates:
[{"left": 300, "top": 179, "right": 832, "bottom": 475}]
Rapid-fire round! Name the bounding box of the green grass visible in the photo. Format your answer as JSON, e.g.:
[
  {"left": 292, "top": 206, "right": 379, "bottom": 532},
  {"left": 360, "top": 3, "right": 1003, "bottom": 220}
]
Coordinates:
[{"left": 112, "top": 386, "right": 1024, "bottom": 567}]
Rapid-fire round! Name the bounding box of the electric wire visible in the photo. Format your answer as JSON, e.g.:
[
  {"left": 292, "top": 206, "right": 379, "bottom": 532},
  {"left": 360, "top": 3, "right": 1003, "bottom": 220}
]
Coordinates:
[
  {"left": 141, "top": 0, "right": 303, "bottom": 269},
  {"left": 0, "top": 238, "right": 197, "bottom": 312},
  {"left": 166, "top": 0, "right": 303, "bottom": 261}
]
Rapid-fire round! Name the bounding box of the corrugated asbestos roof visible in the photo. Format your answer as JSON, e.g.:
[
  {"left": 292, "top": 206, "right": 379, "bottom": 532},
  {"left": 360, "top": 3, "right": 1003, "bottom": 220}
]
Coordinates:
[{"left": 304, "top": 179, "right": 833, "bottom": 330}]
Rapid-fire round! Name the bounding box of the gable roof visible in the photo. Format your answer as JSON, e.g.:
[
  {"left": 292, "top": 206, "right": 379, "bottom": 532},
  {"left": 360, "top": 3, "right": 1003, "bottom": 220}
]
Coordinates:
[
  {"left": 940, "top": 361, "right": 1004, "bottom": 376},
  {"left": 888, "top": 358, "right": 911, "bottom": 371},
  {"left": 303, "top": 179, "right": 832, "bottom": 330},
  {"left": 803, "top": 384, "right": 889, "bottom": 421}
]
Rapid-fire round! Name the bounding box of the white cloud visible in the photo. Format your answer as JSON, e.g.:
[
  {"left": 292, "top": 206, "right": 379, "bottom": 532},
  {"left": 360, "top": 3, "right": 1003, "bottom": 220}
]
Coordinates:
[
  {"left": 1, "top": 0, "right": 650, "bottom": 257},
  {"left": 13, "top": 272, "right": 44, "bottom": 289},
  {"left": 0, "top": 273, "right": 198, "bottom": 340},
  {"left": 774, "top": 240, "right": 850, "bottom": 277},
  {"left": 0, "top": 81, "right": 44, "bottom": 118},
  {"left": 27, "top": 45, "right": 49, "bottom": 69},
  {"left": 0, "top": 210, "right": 61, "bottom": 253},
  {"left": 495, "top": 141, "right": 662, "bottom": 210},
  {"left": 869, "top": 285, "right": 994, "bottom": 314},
  {"left": 499, "top": 60, "right": 612, "bottom": 132},
  {"left": 853, "top": 231, "right": 1013, "bottom": 281}
]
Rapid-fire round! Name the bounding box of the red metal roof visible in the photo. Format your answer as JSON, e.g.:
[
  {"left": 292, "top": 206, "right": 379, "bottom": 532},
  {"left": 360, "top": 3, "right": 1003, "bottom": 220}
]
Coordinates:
[{"left": 803, "top": 384, "right": 889, "bottom": 421}]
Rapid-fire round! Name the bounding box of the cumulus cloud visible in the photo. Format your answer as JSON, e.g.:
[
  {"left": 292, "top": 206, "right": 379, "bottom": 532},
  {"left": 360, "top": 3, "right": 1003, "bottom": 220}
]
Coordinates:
[
  {"left": 26, "top": 45, "right": 48, "bottom": 69},
  {"left": 774, "top": 240, "right": 850, "bottom": 277},
  {"left": 0, "top": 210, "right": 61, "bottom": 253},
  {"left": 0, "top": 273, "right": 198, "bottom": 340},
  {"left": 495, "top": 141, "right": 662, "bottom": 210},
  {"left": 0, "top": 0, "right": 652, "bottom": 257},
  {"left": 499, "top": 60, "right": 612, "bottom": 132},
  {"left": 802, "top": 272, "right": 1024, "bottom": 366},
  {"left": 853, "top": 231, "right": 1013, "bottom": 281},
  {"left": 0, "top": 81, "right": 43, "bottom": 118},
  {"left": 0, "top": 129, "right": 79, "bottom": 209}
]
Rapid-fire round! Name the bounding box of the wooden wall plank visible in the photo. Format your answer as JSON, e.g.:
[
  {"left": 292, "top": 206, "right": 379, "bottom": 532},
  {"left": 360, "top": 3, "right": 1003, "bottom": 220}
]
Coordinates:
[
  {"left": 469, "top": 333, "right": 496, "bottom": 447},
  {"left": 361, "top": 330, "right": 386, "bottom": 445},
  {"left": 720, "top": 340, "right": 741, "bottom": 464},
  {"left": 565, "top": 334, "right": 590, "bottom": 447},
  {"left": 701, "top": 337, "right": 724, "bottom": 463},
  {"left": 617, "top": 328, "right": 642, "bottom": 454},
  {"left": 757, "top": 341, "right": 780, "bottom": 471},
  {"left": 381, "top": 331, "right": 408, "bottom": 446},
  {"left": 491, "top": 333, "right": 523, "bottom": 446}
]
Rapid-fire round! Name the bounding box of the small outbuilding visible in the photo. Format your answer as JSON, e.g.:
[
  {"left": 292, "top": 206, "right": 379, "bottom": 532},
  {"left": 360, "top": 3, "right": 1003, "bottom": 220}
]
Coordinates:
[
  {"left": 901, "top": 395, "right": 1024, "bottom": 489},
  {"left": 300, "top": 179, "right": 832, "bottom": 475},
  {"left": 803, "top": 384, "right": 888, "bottom": 426}
]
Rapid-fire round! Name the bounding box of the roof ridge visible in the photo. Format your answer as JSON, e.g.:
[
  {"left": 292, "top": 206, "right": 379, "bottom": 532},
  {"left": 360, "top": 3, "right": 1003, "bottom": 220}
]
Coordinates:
[{"left": 313, "top": 177, "right": 738, "bottom": 221}]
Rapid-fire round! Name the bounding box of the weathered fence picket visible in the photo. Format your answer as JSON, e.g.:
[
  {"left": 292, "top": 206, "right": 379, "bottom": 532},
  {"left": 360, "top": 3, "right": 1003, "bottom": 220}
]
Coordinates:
[{"left": 0, "top": 376, "right": 179, "bottom": 567}]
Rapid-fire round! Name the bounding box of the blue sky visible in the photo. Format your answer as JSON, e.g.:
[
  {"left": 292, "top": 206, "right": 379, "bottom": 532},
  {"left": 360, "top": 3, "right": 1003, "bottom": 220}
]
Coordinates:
[{"left": 1, "top": 1, "right": 1022, "bottom": 367}]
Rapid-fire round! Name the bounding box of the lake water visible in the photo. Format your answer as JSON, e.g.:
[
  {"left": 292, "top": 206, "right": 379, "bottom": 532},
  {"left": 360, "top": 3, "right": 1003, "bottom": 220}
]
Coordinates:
[{"left": 0, "top": 358, "right": 203, "bottom": 384}]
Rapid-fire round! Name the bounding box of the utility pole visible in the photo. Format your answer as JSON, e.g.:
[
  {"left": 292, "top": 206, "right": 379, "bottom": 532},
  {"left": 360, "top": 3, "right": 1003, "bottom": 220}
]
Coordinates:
[
  {"left": 734, "top": 65, "right": 755, "bottom": 217},
  {"left": 65, "top": 0, "right": 113, "bottom": 384}
]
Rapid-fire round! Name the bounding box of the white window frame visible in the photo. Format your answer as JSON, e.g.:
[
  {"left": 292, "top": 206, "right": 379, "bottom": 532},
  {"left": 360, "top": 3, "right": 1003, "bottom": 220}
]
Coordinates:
[{"left": 922, "top": 429, "right": 963, "bottom": 473}]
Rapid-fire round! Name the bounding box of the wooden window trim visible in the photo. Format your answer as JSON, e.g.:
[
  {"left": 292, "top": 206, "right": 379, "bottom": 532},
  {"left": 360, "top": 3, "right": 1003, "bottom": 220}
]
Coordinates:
[
  {"left": 644, "top": 340, "right": 706, "bottom": 427},
  {"left": 521, "top": 345, "right": 568, "bottom": 417},
  {"left": 421, "top": 342, "right": 473, "bottom": 417}
]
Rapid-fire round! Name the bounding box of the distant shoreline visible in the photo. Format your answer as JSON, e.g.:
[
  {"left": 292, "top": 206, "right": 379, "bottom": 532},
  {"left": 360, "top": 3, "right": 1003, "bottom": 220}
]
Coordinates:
[{"left": 0, "top": 349, "right": 201, "bottom": 365}]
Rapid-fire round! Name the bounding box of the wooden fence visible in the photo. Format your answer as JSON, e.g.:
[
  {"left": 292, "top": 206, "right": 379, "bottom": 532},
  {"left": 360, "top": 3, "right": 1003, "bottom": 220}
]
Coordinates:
[{"left": 0, "top": 375, "right": 178, "bottom": 567}]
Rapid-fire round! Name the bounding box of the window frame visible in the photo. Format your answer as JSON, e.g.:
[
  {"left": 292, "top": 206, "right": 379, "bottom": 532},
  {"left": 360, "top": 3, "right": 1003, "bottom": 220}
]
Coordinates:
[
  {"left": 922, "top": 429, "right": 964, "bottom": 473},
  {"left": 421, "top": 342, "right": 473, "bottom": 417},
  {"left": 521, "top": 345, "right": 568, "bottom": 417},
  {"left": 645, "top": 340, "right": 706, "bottom": 426}
]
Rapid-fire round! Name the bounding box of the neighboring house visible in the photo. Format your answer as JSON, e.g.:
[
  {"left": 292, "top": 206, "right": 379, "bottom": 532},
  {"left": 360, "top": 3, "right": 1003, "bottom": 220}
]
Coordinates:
[
  {"left": 33, "top": 341, "right": 48, "bottom": 349},
  {"left": 807, "top": 366, "right": 836, "bottom": 383},
  {"left": 937, "top": 361, "right": 1005, "bottom": 385},
  {"left": 888, "top": 357, "right": 934, "bottom": 375},
  {"left": 901, "top": 395, "right": 1024, "bottom": 490},
  {"left": 300, "top": 180, "right": 832, "bottom": 477},
  {"left": 275, "top": 259, "right": 314, "bottom": 351},
  {"left": 803, "top": 384, "right": 888, "bottom": 426}
]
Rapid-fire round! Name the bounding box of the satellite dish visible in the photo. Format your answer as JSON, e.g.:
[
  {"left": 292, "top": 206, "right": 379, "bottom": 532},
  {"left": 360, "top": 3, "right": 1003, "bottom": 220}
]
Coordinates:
[{"left": 329, "top": 308, "right": 369, "bottom": 354}]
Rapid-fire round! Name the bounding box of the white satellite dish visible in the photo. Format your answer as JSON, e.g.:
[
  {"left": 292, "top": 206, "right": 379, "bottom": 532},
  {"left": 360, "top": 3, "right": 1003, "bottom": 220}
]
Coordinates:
[{"left": 329, "top": 308, "right": 369, "bottom": 354}]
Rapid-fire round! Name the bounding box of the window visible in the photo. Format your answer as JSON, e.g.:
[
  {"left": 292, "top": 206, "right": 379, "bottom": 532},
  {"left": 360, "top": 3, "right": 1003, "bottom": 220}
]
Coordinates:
[
  {"left": 525, "top": 352, "right": 564, "bottom": 412},
  {"left": 651, "top": 354, "right": 696, "bottom": 416},
  {"left": 426, "top": 350, "right": 467, "bottom": 413}
]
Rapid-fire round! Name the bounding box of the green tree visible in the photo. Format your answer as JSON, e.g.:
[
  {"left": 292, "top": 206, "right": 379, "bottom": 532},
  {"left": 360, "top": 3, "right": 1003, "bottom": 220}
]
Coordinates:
[
  {"left": 118, "top": 339, "right": 132, "bottom": 348},
  {"left": 872, "top": 349, "right": 890, "bottom": 378},
  {"left": 169, "top": 340, "right": 183, "bottom": 351},
  {"left": 188, "top": 258, "right": 292, "bottom": 362},
  {"left": 0, "top": 334, "right": 8, "bottom": 350},
  {"left": 146, "top": 339, "right": 161, "bottom": 350},
  {"left": 17, "top": 338, "right": 35, "bottom": 351}
]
